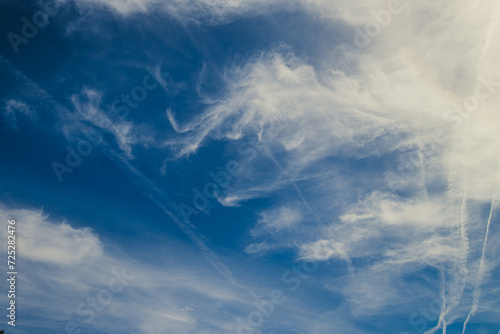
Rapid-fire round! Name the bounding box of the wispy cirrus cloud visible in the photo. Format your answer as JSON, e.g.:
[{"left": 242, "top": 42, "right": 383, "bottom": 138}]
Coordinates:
[
  {"left": 0, "top": 205, "right": 253, "bottom": 333},
  {"left": 2, "top": 0, "right": 499, "bottom": 332},
  {"left": 70, "top": 88, "right": 140, "bottom": 158},
  {"left": 2, "top": 99, "right": 36, "bottom": 130},
  {"left": 153, "top": 0, "right": 500, "bottom": 331}
]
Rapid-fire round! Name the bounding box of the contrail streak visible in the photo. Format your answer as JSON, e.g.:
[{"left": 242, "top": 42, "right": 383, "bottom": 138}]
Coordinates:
[
  {"left": 0, "top": 56, "right": 262, "bottom": 302},
  {"left": 461, "top": 199, "right": 496, "bottom": 334},
  {"left": 425, "top": 163, "right": 469, "bottom": 334}
]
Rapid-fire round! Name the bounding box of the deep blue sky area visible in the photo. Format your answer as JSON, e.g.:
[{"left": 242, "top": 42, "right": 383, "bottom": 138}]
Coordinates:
[{"left": 0, "top": 0, "right": 499, "bottom": 333}]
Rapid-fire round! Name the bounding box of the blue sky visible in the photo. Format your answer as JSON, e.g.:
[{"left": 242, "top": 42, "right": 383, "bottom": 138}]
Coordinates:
[{"left": 1, "top": 0, "right": 500, "bottom": 333}]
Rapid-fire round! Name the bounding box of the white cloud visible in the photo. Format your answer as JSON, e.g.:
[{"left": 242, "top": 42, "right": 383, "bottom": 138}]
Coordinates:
[
  {"left": 70, "top": 88, "right": 138, "bottom": 158},
  {"left": 16, "top": 0, "right": 500, "bottom": 330},
  {"left": 246, "top": 206, "right": 303, "bottom": 253},
  {"left": 0, "top": 207, "right": 102, "bottom": 265},
  {"left": 154, "top": 0, "right": 500, "bottom": 329},
  {"left": 2, "top": 99, "right": 36, "bottom": 130},
  {"left": 0, "top": 205, "right": 255, "bottom": 333},
  {"left": 251, "top": 206, "right": 302, "bottom": 236}
]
